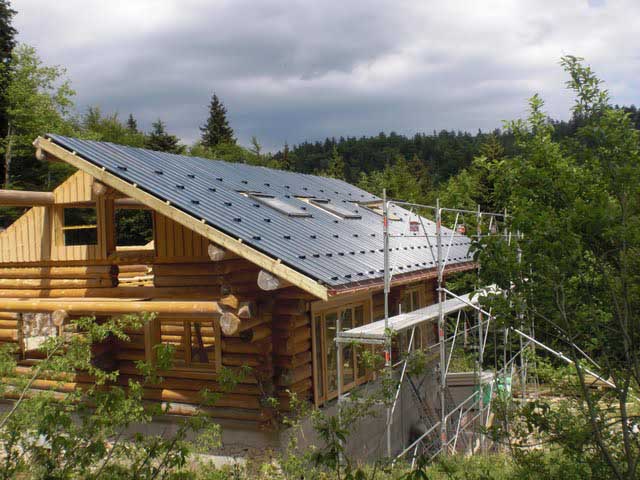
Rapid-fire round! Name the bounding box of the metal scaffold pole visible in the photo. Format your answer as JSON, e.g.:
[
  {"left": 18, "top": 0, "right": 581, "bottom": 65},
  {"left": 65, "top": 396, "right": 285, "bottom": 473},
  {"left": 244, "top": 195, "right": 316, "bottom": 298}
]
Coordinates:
[
  {"left": 383, "top": 189, "right": 392, "bottom": 457},
  {"left": 476, "top": 204, "right": 485, "bottom": 452},
  {"left": 436, "top": 198, "right": 447, "bottom": 452}
]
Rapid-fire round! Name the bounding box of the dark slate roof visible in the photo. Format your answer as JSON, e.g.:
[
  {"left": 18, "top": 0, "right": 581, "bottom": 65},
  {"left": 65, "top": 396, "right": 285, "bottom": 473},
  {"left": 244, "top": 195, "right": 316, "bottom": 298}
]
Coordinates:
[{"left": 47, "top": 134, "right": 473, "bottom": 289}]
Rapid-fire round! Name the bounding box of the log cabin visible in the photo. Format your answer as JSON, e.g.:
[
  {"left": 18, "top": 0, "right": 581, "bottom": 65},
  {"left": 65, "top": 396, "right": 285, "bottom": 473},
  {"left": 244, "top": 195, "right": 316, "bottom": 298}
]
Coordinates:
[{"left": 0, "top": 134, "right": 474, "bottom": 429}]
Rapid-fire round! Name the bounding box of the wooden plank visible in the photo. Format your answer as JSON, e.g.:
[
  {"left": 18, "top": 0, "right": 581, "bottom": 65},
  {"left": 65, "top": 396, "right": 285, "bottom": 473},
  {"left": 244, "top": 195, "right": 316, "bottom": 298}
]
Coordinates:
[{"left": 35, "top": 137, "right": 328, "bottom": 300}]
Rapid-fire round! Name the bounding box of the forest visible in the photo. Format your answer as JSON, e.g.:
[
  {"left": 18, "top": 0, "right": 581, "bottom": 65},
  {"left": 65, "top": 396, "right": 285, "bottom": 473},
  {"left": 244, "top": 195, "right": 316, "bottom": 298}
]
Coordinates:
[{"left": 2, "top": 1, "right": 640, "bottom": 479}]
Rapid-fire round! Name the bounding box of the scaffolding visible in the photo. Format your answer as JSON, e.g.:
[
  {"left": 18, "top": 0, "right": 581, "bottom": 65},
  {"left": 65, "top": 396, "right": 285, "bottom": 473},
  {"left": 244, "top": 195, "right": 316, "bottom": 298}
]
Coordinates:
[{"left": 335, "top": 191, "right": 521, "bottom": 463}]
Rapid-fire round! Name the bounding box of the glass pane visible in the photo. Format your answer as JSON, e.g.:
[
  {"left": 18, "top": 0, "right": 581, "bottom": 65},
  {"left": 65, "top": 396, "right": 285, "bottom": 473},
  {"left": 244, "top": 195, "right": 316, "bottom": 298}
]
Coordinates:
[
  {"left": 341, "top": 309, "right": 354, "bottom": 386},
  {"left": 161, "top": 321, "right": 185, "bottom": 365},
  {"left": 63, "top": 207, "right": 98, "bottom": 246},
  {"left": 354, "top": 306, "right": 367, "bottom": 379},
  {"left": 190, "top": 321, "right": 216, "bottom": 365},
  {"left": 249, "top": 194, "right": 311, "bottom": 217},
  {"left": 314, "top": 316, "right": 324, "bottom": 399},
  {"left": 325, "top": 312, "right": 338, "bottom": 394},
  {"left": 400, "top": 293, "right": 412, "bottom": 314},
  {"left": 310, "top": 199, "right": 362, "bottom": 219},
  {"left": 412, "top": 290, "right": 420, "bottom": 309}
]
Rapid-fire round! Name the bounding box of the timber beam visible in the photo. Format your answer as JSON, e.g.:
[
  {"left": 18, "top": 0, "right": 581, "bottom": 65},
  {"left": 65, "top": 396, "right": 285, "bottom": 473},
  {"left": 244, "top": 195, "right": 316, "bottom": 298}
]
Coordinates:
[
  {"left": 0, "top": 189, "right": 54, "bottom": 206},
  {"left": 0, "top": 299, "right": 222, "bottom": 315}
]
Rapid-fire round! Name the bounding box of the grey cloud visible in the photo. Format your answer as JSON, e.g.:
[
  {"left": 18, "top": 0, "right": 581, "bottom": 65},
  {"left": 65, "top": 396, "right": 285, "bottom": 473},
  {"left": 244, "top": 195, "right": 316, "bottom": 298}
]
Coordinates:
[{"left": 12, "top": 0, "right": 640, "bottom": 151}]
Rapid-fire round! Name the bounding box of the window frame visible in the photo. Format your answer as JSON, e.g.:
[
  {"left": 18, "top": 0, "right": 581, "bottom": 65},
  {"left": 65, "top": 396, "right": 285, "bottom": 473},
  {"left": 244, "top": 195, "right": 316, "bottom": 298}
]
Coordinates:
[
  {"left": 299, "top": 197, "right": 362, "bottom": 219},
  {"left": 60, "top": 206, "right": 98, "bottom": 246},
  {"left": 245, "top": 192, "right": 312, "bottom": 218},
  {"left": 312, "top": 298, "right": 373, "bottom": 405},
  {"left": 160, "top": 318, "right": 221, "bottom": 372}
]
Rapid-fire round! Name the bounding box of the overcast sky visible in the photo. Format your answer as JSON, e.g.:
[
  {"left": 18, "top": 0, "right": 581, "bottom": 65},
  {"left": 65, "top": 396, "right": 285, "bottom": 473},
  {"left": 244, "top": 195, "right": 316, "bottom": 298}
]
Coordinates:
[{"left": 13, "top": 0, "right": 640, "bottom": 151}]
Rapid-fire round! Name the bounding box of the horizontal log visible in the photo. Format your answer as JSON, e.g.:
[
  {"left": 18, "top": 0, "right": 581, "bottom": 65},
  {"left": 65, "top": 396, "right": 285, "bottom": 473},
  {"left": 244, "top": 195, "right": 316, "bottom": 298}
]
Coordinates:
[
  {"left": 274, "top": 287, "right": 317, "bottom": 300},
  {"left": 0, "top": 312, "right": 19, "bottom": 320},
  {"left": 117, "top": 264, "right": 150, "bottom": 274},
  {"left": 0, "top": 277, "right": 116, "bottom": 289},
  {"left": 274, "top": 351, "right": 312, "bottom": 369},
  {"left": 221, "top": 338, "right": 271, "bottom": 355},
  {"left": 272, "top": 314, "right": 309, "bottom": 330},
  {"left": 0, "top": 189, "right": 54, "bottom": 206},
  {"left": 222, "top": 353, "right": 270, "bottom": 368},
  {"left": 274, "top": 325, "right": 311, "bottom": 340},
  {"left": 153, "top": 275, "right": 226, "bottom": 288},
  {"left": 141, "top": 388, "right": 261, "bottom": 409},
  {"left": 113, "top": 198, "right": 149, "bottom": 209},
  {"left": 0, "top": 299, "right": 222, "bottom": 315},
  {"left": 0, "top": 330, "right": 17, "bottom": 341},
  {"left": 236, "top": 316, "right": 268, "bottom": 333},
  {"left": 0, "top": 320, "right": 17, "bottom": 328},
  {"left": 116, "top": 374, "right": 261, "bottom": 395},
  {"left": 0, "top": 265, "right": 116, "bottom": 278},
  {"left": 274, "top": 339, "right": 311, "bottom": 356},
  {"left": 273, "top": 299, "right": 308, "bottom": 316},
  {"left": 276, "top": 364, "right": 312, "bottom": 387},
  {"left": 0, "top": 286, "right": 231, "bottom": 298},
  {"left": 117, "top": 361, "right": 258, "bottom": 384},
  {"left": 152, "top": 260, "right": 252, "bottom": 277},
  {"left": 164, "top": 403, "right": 271, "bottom": 422},
  {"left": 240, "top": 325, "right": 271, "bottom": 343}
]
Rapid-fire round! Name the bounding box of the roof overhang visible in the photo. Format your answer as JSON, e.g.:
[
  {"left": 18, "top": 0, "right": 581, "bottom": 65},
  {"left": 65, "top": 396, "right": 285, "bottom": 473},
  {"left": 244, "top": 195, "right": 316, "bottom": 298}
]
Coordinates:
[
  {"left": 34, "top": 136, "right": 330, "bottom": 301},
  {"left": 327, "top": 261, "right": 476, "bottom": 297}
]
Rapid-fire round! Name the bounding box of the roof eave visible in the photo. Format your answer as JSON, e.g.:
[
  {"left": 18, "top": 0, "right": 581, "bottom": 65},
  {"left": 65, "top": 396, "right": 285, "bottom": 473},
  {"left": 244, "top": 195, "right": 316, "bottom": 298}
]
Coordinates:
[{"left": 326, "top": 261, "right": 477, "bottom": 298}]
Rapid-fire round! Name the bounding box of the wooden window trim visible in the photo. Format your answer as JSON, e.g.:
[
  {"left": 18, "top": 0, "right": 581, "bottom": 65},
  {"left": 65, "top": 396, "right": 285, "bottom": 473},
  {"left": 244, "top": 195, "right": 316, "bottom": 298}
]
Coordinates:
[
  {"left": 157, "top": 318, "right": 221, "bottom": 373},
  {"left": 312, "top": 297, "right": 373, "bottom": 406}
]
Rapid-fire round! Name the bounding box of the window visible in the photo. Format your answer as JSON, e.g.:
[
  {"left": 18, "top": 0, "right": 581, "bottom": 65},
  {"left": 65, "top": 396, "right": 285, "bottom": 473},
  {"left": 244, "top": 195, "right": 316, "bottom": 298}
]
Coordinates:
[
  {"left": 62, "top": 207, "right": 97, "bottom": 245},
  {"left": 313, "top": 303, "right": 371, "bottom": 404},
  {"left": 160, "top": 319, "right": 219, "bottom": 370},
  {"left": 398, "top": 285, "right": 433, "bottom": 351},
  {"left": 246, "top": 193, "right": 311, "bottom": 217},
  {"left": 306, "top": 199, "right": 362, "bottom": 219}
]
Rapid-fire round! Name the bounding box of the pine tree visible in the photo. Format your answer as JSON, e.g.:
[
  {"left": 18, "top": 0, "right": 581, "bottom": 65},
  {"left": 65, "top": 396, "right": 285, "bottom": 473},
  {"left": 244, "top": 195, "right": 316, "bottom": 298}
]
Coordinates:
[
  {"left": 200, "top": 93, "right": 234, "bottom": 148},
  {"left": 324, "top": 145, "right": 346, "bottom": 179},
  {"left": 126, "top": 113, "right": 138, "bottom": 133},
  {"left": 249, "top": 136, "right": 261, "bottom": 158},
  {"left": 281, "top": 142, "right": 291, "bottom": 170},
  {"left": 0, "top": 0, "right": 16, "bottom": 184},
  {"left": 146, "top": 119, "right": 184, "bottom": 154},
  {"left": 0, "top": 1, "right": 16, "bottom": 131}
]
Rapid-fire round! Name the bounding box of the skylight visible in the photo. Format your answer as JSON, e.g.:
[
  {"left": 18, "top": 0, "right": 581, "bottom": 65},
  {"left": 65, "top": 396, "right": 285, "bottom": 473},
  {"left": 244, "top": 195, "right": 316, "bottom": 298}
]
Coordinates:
[
  {"left": 246, "top": 193, "right": 312, "bottom": 217},
  {"left": 357, "top": 202, "right": 401, "bottom": 221},
  {"left": 308, "top": 199, "right": 362, "bottom": 219}
]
